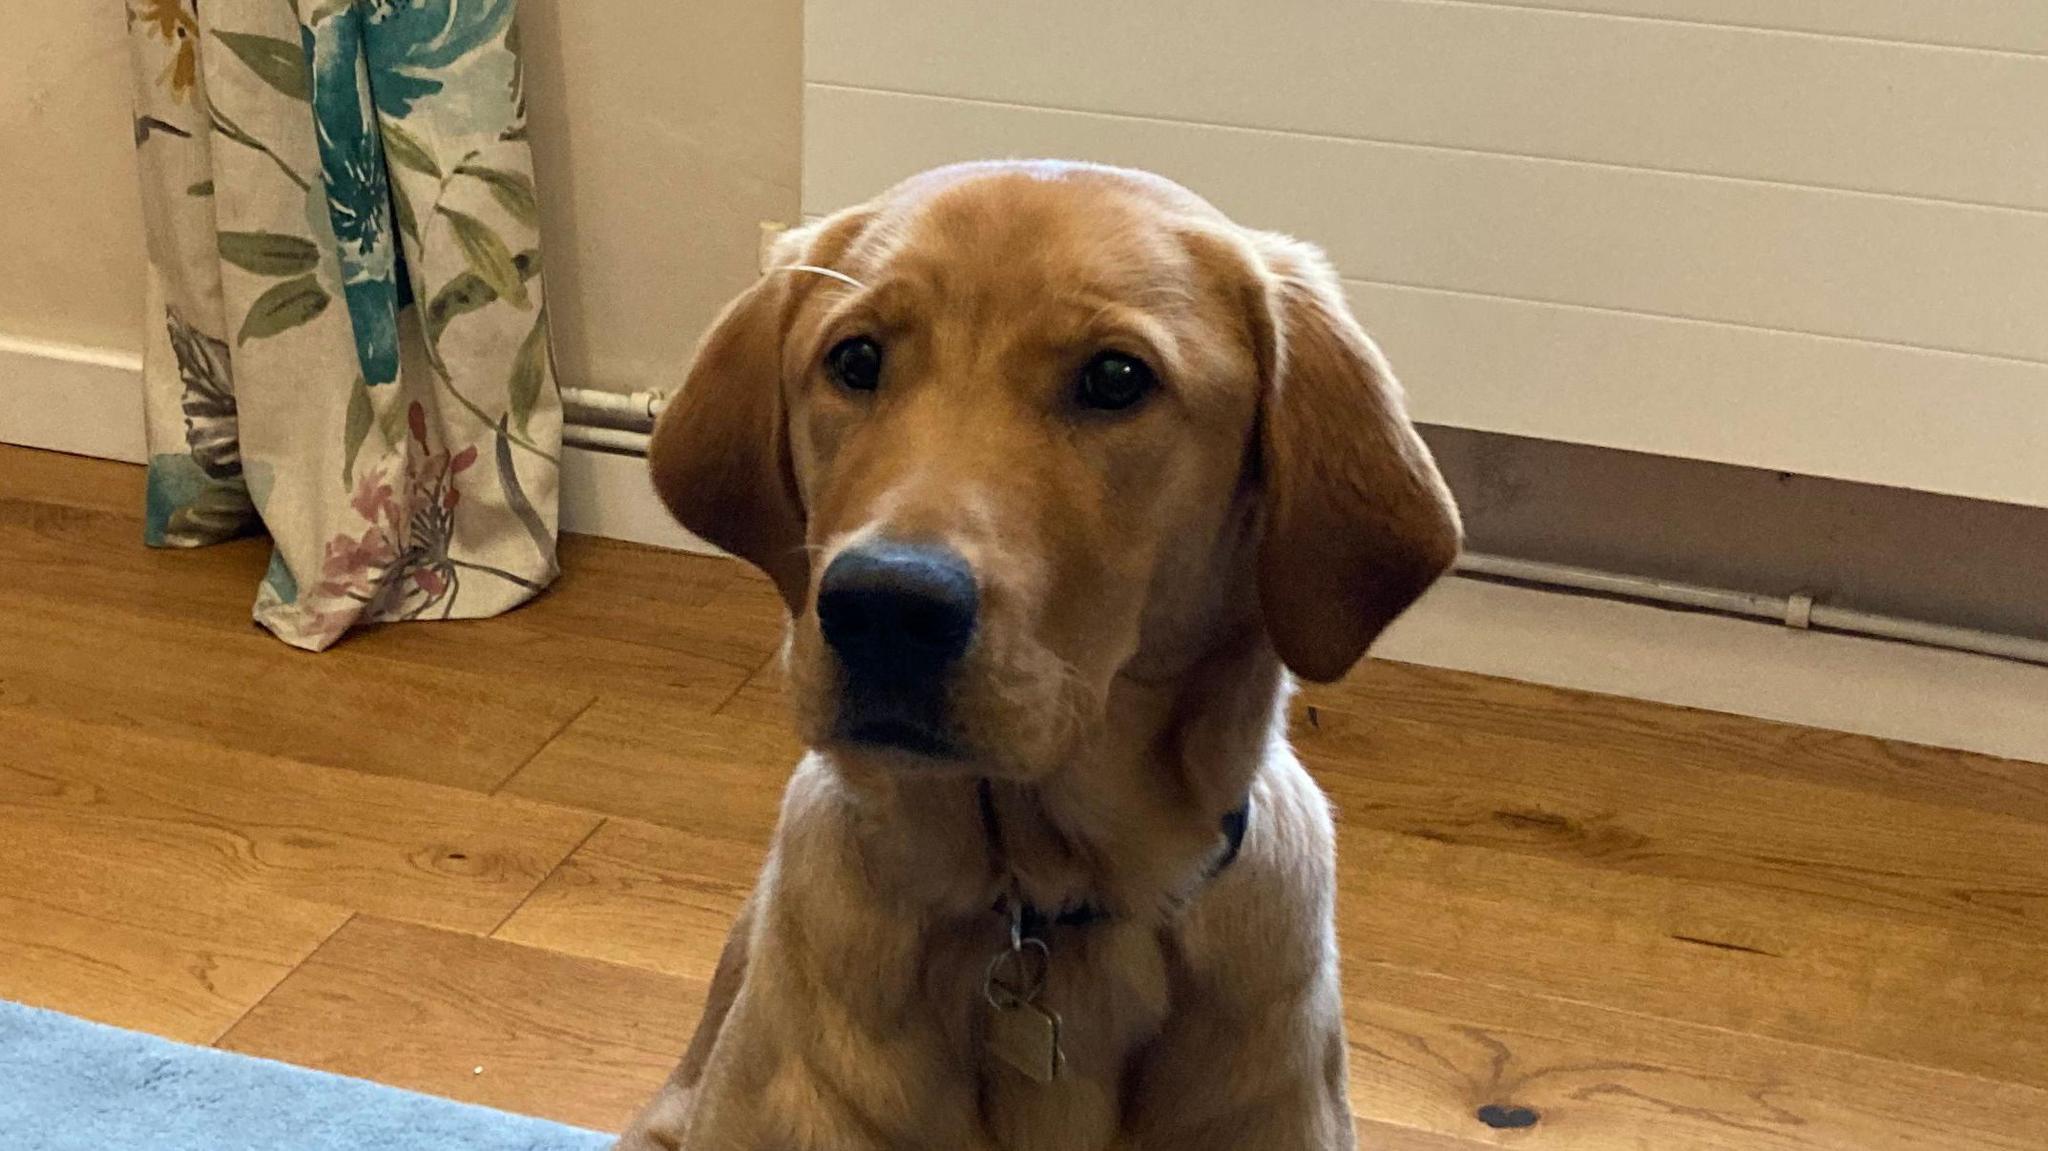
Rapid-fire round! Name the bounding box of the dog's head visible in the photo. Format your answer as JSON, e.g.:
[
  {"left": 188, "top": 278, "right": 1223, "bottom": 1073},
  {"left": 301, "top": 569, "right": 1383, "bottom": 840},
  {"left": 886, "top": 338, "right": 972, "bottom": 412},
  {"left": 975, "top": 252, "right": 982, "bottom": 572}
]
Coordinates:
[{"left": 652, "top": 162, "right": 1459, "bottom": 778}]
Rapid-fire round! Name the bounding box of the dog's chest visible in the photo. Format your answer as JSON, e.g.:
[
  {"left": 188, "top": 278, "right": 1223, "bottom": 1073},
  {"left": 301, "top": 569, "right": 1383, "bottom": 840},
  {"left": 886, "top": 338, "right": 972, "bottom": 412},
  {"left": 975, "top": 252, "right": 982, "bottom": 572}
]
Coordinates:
[{"left": 910, "top": 921, "right": 1175, "bottom": 1150}]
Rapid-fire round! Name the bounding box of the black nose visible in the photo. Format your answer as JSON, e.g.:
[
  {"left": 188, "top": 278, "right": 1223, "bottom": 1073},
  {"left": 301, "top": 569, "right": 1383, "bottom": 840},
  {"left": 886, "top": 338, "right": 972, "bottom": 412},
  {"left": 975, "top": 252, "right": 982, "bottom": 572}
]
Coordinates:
[{"left": 817, "top": 543, "right": 979, "bottom": 676}]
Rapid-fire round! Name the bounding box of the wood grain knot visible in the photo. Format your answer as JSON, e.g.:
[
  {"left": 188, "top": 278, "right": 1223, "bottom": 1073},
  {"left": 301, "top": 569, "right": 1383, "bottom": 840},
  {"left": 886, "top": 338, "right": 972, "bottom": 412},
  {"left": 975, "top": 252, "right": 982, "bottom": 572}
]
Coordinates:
[
  {"left": 1489, "top": 807, "right": 1648, "bottom": 858},
  {"left": 1476, "top": 1103, "right": 1541, "bottom": 1130}
]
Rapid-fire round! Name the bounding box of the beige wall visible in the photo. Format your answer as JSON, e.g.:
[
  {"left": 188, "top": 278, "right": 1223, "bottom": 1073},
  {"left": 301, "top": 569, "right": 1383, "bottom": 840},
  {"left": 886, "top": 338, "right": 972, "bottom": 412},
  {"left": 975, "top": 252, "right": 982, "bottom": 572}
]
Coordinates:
[
  {"left": 0, "top": 0, "right": 801, "bottom": 396},
  {"left": 1, "top": 3, "right": 148, "bottom": 352},
  {"left": 517, "top": 0, "right": 800, "bottom": 395}
]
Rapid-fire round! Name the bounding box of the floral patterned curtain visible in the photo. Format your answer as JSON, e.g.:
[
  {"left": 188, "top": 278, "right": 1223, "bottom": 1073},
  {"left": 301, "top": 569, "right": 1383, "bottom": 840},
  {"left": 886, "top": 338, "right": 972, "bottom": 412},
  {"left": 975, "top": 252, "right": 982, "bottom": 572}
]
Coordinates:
[{"left": 124, "top": 0, "right": 560, "bottom": 650}]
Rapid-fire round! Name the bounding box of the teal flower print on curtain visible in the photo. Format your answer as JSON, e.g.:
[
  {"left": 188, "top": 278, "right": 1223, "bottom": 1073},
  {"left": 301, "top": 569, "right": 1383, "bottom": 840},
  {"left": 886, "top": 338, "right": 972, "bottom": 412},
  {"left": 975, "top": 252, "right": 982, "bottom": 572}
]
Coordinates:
[{"left": 124, "top": 0, "right": 559, "bottom": 650}]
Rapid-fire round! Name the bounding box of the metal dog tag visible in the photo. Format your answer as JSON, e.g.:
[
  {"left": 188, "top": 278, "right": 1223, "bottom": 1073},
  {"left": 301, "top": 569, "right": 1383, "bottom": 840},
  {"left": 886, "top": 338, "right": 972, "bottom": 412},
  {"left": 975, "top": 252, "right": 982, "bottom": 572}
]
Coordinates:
[
  {"left": 986, "top": 997, "right": 1063, "bottom": 1084},
  {"left": 983, "top": 913, "right": 1064, "bottom": 1084}
]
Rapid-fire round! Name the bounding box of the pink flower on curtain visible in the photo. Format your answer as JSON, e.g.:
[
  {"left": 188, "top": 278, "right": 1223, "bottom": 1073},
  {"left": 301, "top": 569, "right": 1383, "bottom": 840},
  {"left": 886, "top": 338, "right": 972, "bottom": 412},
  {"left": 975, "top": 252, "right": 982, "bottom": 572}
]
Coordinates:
[{"left": 306, "top": 402, "right": 491, "bottom": 641}]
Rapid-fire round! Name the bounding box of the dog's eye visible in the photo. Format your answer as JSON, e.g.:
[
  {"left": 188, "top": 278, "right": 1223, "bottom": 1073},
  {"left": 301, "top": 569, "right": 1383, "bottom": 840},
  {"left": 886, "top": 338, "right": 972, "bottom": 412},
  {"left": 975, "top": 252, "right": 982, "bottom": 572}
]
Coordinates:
[
  {"left": 1076, "top": 352, "right": 1156, "bottom": 412},
  {"left": 826, "top": 337, "right": 883, "bottom": 392}
]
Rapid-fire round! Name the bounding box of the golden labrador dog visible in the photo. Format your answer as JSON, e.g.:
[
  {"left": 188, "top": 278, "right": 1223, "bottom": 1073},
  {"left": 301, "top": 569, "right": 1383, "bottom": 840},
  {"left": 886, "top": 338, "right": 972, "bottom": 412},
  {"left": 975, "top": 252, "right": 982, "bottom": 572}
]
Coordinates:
[{"left": 619, "top": 161, "right": 1460, "bottom": 1150}]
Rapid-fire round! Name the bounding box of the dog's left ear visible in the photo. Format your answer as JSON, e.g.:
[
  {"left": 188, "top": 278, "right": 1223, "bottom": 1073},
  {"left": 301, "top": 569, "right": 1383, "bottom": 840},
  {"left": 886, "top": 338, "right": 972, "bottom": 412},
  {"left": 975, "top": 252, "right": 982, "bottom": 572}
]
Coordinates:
[
  {"left": 648, "top": 210, "right": 877, "bottom": 613},
  {"left": 1245, "top": 233, "right": 1462, "bottom": 683},
  {"left": 649, "top": 216, "right": 854, "bottom": 612},
  {"left": 648, "top": 268, "right": 810, "bottom": 611}
]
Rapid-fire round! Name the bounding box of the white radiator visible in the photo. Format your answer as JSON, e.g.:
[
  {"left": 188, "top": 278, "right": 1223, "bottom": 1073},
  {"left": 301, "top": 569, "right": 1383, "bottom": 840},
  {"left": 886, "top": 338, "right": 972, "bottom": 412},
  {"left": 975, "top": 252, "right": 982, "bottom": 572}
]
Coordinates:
[{"left": 800, "top": 0, "right": 2048, "bottom": 510}]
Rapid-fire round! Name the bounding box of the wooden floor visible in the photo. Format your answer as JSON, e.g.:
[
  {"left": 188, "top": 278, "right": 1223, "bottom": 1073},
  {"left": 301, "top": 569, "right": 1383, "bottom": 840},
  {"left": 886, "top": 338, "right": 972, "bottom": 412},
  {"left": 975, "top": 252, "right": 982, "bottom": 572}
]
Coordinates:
[{"left": 3, "top": 443, "right": 2045, "bottom": 1149}]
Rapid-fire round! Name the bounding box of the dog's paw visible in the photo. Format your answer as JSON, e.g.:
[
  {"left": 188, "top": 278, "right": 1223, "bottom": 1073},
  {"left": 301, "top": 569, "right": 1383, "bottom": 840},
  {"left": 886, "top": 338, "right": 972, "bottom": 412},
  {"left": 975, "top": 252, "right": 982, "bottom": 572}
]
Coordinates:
[
  {"left": 612, "top": 1125, "right": 682, "bottom": 1151},
  {"left": 614, "top": 1083, "right": 694, "bottom": 1151}
]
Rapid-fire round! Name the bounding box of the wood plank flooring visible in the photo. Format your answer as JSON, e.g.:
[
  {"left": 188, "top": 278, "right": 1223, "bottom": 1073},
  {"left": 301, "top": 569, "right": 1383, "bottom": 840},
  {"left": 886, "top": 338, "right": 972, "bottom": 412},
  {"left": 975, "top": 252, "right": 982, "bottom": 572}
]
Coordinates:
[{"left": 2, "top": 443, "right": 2044, "bottom": 1148}]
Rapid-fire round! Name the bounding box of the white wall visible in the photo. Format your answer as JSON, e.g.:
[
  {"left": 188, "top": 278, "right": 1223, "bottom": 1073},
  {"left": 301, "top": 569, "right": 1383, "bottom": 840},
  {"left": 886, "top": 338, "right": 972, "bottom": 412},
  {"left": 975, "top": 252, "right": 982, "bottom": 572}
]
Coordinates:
[
  {"left": 1, "top": 4, "right": 148, "bottom": 353},
  {"left": 802, "top": 1, "right": 2048, "bottom": 510},
  {"left": 520, "top": 0, "right": 800, "bottom": 396},
  {"left": 0, "top": 1, "right": 801, "bottom": 396},
  {"left": 1441, "top": 0, "right": 2048, "bottom": 53}
]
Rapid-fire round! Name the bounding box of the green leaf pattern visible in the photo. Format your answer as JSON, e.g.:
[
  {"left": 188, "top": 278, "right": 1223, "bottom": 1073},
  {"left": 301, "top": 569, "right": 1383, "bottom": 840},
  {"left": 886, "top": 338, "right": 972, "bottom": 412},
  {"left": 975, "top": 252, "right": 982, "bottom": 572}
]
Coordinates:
[
  {"left": 507, "top": 307, "right": 548, "bottom": 438},
  {"left": 438, "top": 206, "right": 530, "bottom": 310},
  {"left": 237, "top": 274, "right": 331, "bottom": 343},
  {"left": 212, "top": 30, "right": 311, "bottom": 102},
  {"left": 379, "top": 119, "right": 442, "bottom": 178},
  {"left": 426, "top": 249, "right": 538, "bottom": 344},
  {"left": 217, "top": 231, "right": 321, "bottom": 276},
  {"left": 455, "top": 163, "right": 538, "bottom": 229},
  {"left": 126, "top": 0, "right": 559, "bottom": 652}
]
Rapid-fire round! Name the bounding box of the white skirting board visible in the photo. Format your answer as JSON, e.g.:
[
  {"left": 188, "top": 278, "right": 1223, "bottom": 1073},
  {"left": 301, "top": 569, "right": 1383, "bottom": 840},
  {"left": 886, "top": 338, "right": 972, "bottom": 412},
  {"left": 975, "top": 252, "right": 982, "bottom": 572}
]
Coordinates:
[
  {"left": 0, "top": 333, "right": 717, "bottom": 555},
  {"left": 0, "top": 335, "right": 148, "bottom": 464},
  {"left": 1374, "top": 577, "right": 2048, "bottom": 767},
  {"left": 3, "top": 332, "right": 2043, "bottom": 764},
  {"left": 558, "top": 442, "right": 717, "bottom": 554}
]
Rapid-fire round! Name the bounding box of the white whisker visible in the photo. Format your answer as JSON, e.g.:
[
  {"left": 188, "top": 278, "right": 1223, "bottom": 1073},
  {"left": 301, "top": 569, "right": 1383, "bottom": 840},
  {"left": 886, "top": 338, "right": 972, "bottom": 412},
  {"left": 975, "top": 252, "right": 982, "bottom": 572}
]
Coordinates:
[{"left": 782, "top": 264, "right": 866, "bottom": 291}]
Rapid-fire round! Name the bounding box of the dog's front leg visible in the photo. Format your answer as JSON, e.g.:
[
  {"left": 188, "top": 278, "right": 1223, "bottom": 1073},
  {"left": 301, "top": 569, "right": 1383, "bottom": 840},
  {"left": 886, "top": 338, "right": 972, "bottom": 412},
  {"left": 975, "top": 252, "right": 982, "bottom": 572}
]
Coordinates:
[
  {"left": 614, "top": 894, "right": 757, "bottom": 1151},
  {"left": 1133, "top": 1064, "right": 1357, "bottom": 1151},
  {"left": 1128, "top": 992, "right": 1357, "bottom": 1151}
]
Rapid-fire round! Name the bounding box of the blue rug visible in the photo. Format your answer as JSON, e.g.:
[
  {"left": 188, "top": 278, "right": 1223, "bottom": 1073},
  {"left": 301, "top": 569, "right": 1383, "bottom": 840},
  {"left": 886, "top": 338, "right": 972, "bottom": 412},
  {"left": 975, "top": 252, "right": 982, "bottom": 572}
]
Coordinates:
[{"left": 0, "top": 1000, "right": 614, "bottom": 1150}]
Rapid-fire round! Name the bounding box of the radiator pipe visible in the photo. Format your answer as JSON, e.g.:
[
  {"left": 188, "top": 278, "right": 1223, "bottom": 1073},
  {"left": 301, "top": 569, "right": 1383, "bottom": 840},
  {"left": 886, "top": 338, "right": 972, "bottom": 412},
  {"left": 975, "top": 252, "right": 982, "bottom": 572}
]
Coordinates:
[
  {"left": 561, "top": 387, "right": 664, "bottom": 431},
  {"left": 1459, "top": 553, "right": 2048, "bottom": 667},
  {"left": 563, "top": 423, "right": 651, "bottom": 456}
]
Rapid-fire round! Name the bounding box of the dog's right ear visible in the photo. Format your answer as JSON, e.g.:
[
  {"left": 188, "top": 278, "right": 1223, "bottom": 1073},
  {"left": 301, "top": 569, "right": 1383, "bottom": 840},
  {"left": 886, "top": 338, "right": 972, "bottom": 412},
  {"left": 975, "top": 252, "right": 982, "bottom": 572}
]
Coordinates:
[
  {"left": 1244, "top": 232, "right": 1462, "bottom": 683},
  {"left": 649, "top": 217, "right": 860, "bottom": 613}
]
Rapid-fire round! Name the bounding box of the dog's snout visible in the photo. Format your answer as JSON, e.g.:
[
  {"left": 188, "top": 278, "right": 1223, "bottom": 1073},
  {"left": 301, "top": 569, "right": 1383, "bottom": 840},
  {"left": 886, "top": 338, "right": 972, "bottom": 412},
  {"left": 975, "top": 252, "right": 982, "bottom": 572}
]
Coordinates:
[{"left": 817, "top": 543, "right": 978, "bottom": 675}]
